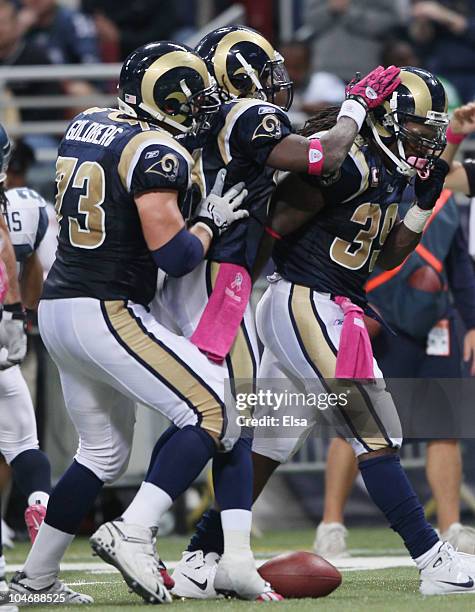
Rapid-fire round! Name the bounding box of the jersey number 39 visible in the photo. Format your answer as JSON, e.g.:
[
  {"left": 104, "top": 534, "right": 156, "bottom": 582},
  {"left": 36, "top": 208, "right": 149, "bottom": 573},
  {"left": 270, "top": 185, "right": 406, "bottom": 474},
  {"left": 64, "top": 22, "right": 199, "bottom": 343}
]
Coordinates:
[
  {"left": 55, "top": 156, "right": 106, "bottom": 249},
  {"left": 330, "top": 202, "right": 398, "bottom": 272}
]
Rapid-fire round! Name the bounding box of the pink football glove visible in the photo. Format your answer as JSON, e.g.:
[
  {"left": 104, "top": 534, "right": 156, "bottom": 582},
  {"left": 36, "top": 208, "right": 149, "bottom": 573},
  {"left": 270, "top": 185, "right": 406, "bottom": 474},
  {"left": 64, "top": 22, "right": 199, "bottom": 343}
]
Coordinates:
[{"left": 345, "top": 65, "right": 401, "bottom": 111}]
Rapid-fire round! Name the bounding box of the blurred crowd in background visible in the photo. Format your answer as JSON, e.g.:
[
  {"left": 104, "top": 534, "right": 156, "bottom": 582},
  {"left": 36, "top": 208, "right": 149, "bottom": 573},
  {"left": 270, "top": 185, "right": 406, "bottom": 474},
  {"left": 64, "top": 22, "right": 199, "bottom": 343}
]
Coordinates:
[{"left": 1, "top": 0, "right": 475, "bottom": 128}]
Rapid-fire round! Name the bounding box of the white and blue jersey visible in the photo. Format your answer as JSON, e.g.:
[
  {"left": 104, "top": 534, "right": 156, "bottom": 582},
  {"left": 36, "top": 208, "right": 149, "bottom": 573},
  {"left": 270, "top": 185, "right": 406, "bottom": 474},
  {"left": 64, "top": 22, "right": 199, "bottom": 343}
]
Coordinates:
[{"left": 4, "top": 187, "right": 49, "bottom": 270}]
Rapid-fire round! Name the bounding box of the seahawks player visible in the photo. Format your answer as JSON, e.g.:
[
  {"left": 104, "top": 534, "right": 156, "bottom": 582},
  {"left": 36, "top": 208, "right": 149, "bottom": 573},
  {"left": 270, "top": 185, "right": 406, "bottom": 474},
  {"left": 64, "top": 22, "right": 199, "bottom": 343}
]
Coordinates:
[
  {"left": 0, "top": 145, "right": 52, "bottom": 533},
  {"left": 147, "top": 26, "right": 401, "bottom": 599},
  {"left": 0, "top": 128, "right": 52, "bottom": 612},
  {"left": 10, "top": 42, "right": 249, "bottom": 605}
]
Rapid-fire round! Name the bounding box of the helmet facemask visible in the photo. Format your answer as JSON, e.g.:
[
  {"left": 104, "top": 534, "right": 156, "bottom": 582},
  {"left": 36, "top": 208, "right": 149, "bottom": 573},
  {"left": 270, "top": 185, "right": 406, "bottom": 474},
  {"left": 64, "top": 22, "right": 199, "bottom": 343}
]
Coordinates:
[
  {"left": 368, "top": 90, "right": 448, "bottom": 178},
  {"left": 261, "top": 53, "right": 294, "bottom": 111},
  {"left": 175, "top": 78, "right": 221, "bottom": 135}
]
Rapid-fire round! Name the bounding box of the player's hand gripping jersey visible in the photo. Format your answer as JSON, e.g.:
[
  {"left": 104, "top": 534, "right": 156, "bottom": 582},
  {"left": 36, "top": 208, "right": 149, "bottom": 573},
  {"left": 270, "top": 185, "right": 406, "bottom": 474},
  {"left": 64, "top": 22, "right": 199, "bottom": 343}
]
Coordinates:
[
  {"left": 188, "top": 99, "right": 292, "bottom": 272},
  {"left": 273, "top": 134, "right": 408, "bottom": 306},
  {"left": 43, "top": 108, "right": 192, "bottom": 305}
]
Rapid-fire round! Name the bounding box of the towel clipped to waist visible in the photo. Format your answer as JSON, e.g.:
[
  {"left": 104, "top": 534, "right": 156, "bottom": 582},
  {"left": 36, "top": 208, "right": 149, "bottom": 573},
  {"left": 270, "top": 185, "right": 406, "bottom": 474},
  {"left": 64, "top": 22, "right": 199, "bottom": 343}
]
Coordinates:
[
  {"left": 191, "top": 262, "right": 251, "bottom": 363},
  {"left": 334, "top": 295, "right": 375, "bottom": 381}
]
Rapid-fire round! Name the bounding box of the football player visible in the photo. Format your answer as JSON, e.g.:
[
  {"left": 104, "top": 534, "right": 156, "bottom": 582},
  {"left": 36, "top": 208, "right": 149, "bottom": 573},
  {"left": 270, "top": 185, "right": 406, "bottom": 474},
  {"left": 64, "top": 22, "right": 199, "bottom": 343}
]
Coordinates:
[
  {"left": 0, "top": 127, "right": 52, "bottom": 612},
  {"left": 10, "top": 42, "right": 249, "bottom": 605},
  {"left": 250, "top": 67, "right": 475, "bottom": 596},
  {"left": 170, "top": 67, "right": 475, "bottom": 596},
  {"left": 145, "top": 26, "right": 401, "bottom": 599}
]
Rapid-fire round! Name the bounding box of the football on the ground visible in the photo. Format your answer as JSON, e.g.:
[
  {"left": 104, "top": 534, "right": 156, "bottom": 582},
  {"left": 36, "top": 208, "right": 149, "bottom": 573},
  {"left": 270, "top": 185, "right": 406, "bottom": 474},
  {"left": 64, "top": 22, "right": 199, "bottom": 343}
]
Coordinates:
[{"left": 258, "top": 551, "right": 342, "bottom": 598}]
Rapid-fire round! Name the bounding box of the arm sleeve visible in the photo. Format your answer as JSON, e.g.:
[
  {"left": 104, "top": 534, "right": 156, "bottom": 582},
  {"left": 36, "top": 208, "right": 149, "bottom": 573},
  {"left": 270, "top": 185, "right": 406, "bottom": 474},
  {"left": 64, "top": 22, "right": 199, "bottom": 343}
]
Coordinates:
[
  {"left": 446, "top": 224, "right": 475, "bottom": 330},
  {"left": 232, "top": 105, "right": 293, "bottom": 166},
  {"left": 463, "top": 160, "right": 475, "bottom": 197}
]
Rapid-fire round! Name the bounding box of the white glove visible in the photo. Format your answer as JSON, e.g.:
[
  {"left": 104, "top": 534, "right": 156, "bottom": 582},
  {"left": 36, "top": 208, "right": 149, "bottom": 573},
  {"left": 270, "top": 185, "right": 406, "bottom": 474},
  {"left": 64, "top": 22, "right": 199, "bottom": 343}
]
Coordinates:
[
  {"left": 194, "top": 169, "right": 249, "bottom": 238},
  {"left": 0, "top": 309, "right": 27, "bottom": 370}
]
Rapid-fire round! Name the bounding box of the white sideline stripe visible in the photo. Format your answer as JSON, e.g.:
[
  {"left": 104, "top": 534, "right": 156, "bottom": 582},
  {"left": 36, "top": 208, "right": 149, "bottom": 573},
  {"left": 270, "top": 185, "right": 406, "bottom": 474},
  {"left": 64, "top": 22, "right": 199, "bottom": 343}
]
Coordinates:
[{"left": 5, "top": 556, "right": 415, "bottom": 575}]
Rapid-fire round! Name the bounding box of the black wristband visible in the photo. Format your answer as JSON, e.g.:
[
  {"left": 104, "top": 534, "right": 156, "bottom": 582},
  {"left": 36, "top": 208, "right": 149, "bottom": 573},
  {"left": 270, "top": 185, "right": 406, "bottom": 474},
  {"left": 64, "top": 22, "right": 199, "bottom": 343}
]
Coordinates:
[
  {"left": 4, "top": 302, "right": 26, "bottom": 321},
  {"left": 193, "top": 216, "right": 219, "bottom": 241},
  {"left": 4, "top": 302, "right": 23, "bottom": 313},
  {"left": 346, "top": 94, "right": 368, "bottom": 112}
]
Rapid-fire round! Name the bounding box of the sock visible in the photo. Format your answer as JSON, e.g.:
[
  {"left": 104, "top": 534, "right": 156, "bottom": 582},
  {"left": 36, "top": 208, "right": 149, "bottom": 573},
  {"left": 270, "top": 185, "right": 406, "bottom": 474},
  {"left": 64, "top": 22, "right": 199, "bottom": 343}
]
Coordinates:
[
  {"left": 221, "top": 509, "right": 252, "bottom": 557},
  {"left": 145, "top": 425, "right": 179, "bottom": 480},
  {"left": 213, "top": 438, "right": 253, "bottom": 511},
  {"left": 27, "top": 491, "right": 50, "bottom": 508},
  {"left": 10, "top": 449, "right": 52, "bottom": 498},
  {"left": 122, "top": 482, "right": 172, "bottom": 529},
  {"left": 45, "top": 460, "right": 103, "bottom": 535},
  {"left": 415, "top": 541, "right": 442, "bottom": 570},
  {"left": 359, "top": 454, "right": 439, "bottom": 559},
  {"left": 23, "top": 523, "right": 74, "bottom": 587},
  {"left": 187, "top": 509, "right": 224, "bottom": 555},
  {"left": 145, "top": 425, "right": 216, "bottom": 500}
]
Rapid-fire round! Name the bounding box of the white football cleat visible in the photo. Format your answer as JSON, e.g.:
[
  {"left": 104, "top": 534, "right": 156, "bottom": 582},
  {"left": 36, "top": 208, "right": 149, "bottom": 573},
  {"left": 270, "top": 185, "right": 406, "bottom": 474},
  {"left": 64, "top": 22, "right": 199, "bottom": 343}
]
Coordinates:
[
  {"left": 172, "top": 550, "right": 220, "bottom": 599},
  {"left": 215, "top": 553, "right": 282, "bottom": 601},
  {"left": 90, "top": 520, "right": 171, "bottom": 604},
  {"left": 442, "top": 523, "right": 475, "bottom": 554},
  {"left": 420, "top": 542, "right": 475, "bottom": 595},
  {"left": 314, "top": 522, "right": 349, "bottom": 558},
  {"left": 9, "top": 571, "right": 93, "bottom": 604}
]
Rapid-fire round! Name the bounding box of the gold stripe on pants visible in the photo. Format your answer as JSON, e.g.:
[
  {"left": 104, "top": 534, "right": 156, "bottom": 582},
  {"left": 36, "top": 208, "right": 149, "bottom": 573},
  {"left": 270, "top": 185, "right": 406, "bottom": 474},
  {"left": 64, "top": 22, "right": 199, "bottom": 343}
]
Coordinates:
[
  {"left": 290, "top": 284, "right": 390, "bottom": 452},
  {"left": 103, "top": 300, "right": 224, "bottom": 438}
]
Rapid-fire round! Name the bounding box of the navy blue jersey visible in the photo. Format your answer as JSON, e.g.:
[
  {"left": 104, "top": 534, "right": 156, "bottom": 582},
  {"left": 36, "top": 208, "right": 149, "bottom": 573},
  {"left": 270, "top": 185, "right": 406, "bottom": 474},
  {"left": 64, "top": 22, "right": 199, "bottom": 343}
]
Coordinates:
[
  {"left": 184, "top": 99, "right": 292, "bottom": 272},
  {"left": 43, "top": 107, "right": 192, "bottom": 305},
  {"left": 274, "top": 135, "right": 408, "bottom": 305}
]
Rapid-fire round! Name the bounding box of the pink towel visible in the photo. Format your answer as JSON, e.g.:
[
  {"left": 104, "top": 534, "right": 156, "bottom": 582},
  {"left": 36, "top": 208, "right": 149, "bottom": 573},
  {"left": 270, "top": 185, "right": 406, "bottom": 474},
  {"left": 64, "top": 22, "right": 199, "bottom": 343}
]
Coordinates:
[
  {"left": 334, "top": 296, "right": 374, "bottom": 381},
  {"left": 191, "top": 263, "right": 251, "bottom": 363}
]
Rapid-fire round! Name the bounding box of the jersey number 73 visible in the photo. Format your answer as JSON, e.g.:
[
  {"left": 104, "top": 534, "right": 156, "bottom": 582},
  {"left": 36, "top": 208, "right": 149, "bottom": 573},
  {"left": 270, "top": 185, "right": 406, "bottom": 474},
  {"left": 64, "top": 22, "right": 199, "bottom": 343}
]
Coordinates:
[{"left": 55, "top": 156, "right": 106, "bottom": 249}]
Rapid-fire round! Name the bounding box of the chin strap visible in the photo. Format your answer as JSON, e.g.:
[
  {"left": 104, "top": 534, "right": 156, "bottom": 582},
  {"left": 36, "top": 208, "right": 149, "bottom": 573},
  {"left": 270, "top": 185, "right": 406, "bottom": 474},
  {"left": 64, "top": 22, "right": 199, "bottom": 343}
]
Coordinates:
[{"left": 366, "top": 114, "right": 416, "bottom": 177}]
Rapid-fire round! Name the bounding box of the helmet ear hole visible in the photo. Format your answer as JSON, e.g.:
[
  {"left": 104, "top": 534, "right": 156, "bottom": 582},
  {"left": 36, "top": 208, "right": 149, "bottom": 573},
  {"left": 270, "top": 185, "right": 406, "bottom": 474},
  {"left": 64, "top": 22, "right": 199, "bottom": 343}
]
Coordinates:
[{"left": 163, "top": 99, "right": 183, "bottom": 116}]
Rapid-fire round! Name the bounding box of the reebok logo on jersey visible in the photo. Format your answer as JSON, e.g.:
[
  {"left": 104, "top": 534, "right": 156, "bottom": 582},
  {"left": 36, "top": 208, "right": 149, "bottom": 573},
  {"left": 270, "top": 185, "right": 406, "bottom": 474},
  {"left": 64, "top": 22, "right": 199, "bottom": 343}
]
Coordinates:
[
  {"left": 145, "top": 150, "right": 161, "bottom": 160},
  {"left": 258, "top": 106, "right": 276, "bottom": 115}
]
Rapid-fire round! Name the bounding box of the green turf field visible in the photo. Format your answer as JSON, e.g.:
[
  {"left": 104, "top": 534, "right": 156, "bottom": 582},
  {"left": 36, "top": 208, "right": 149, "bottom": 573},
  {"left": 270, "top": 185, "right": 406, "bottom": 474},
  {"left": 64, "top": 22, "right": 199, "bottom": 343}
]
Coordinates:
[{"left": 4, "top": 528, "right": 475, "bottom": 610}]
